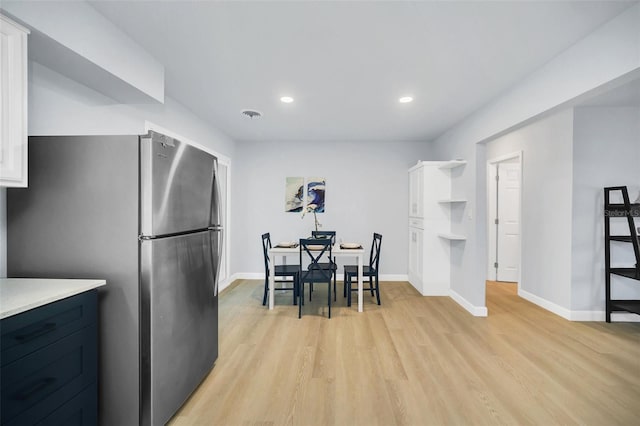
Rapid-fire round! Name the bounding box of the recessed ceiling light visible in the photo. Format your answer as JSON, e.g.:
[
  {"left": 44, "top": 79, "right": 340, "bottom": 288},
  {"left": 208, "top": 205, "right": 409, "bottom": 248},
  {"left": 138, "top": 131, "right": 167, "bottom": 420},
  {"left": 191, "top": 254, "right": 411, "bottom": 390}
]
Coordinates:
[
  {"left": 280, "top": 96, "right": 294, "bottom": 103},
  {"left": 399, "top": 96, "right": 413, "bottom": 103}
]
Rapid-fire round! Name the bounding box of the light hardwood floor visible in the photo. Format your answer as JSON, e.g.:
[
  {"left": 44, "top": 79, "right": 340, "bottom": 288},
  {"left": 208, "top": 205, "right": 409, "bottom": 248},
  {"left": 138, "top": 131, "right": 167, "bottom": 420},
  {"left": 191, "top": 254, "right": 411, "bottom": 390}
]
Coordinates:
[{"left": 169, "top": 280, "right": 640, "bottom": 425}]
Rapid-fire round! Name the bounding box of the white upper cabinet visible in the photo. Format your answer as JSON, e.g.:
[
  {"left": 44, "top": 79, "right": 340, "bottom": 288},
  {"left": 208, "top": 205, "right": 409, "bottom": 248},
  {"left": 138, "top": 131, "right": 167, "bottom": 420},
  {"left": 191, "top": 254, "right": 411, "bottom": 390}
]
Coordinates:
[
  {"left": 408, "top": 164, "right": 424, "bottom": 218},
  {"left": 0, "top": 14, "right": 29, "bottom": 187}
]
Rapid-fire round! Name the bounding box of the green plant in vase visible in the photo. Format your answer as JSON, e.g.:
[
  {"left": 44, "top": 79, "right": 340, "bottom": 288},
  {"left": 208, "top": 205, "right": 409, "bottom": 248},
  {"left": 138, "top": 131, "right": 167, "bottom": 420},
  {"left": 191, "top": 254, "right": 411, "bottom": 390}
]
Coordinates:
[{"left": 301, "top": 205, "right": 322, "bottom": 233}]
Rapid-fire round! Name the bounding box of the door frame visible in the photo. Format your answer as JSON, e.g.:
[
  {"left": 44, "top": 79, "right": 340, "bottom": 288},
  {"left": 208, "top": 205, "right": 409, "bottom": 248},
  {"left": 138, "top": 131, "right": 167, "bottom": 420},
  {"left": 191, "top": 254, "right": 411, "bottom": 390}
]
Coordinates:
[{"left": 486, "top": 151, "right": 523, "bottom": 291}]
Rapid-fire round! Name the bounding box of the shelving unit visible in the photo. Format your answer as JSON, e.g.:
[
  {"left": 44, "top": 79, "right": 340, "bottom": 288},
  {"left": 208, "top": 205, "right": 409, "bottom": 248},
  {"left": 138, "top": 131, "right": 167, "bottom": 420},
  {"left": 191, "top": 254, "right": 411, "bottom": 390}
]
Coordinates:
[
  {"left": 408, "top": 160, "right": 466, "bottom": 296},
  {"left": 438, "top": 160, "right": 467, "bottom": 169},
  {"left": 438, "top": 199, "right": 467, "bottom": 204},
  {"left": 437, "top": 233, "right": 467, "bottom": 241},
  {"left": 604, "top": 186, "right": 640, "bottom": 322}
]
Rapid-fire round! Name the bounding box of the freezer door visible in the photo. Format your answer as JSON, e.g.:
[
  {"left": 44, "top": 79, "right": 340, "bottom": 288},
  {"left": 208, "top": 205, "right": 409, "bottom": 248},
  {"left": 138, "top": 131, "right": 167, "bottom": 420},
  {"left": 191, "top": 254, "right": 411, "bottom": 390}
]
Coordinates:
[
  {"left": 140, "top": 131, "right": 217, "bottom": 236},
  {"left": 140, "top": 230, "right": 219, "bottom": 426}
]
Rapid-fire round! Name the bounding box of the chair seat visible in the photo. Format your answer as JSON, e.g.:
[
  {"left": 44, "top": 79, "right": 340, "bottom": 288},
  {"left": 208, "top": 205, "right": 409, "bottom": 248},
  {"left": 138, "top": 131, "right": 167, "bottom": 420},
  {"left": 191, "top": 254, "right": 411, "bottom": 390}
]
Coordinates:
[
  {"left": 344, "top": 232, "right": 382, "bottom": 307},
  {"left": 275, "top": 264, "right": 300, "bottom": 275},
  {"left": 343, "top": 265, "right": 376, "bottom": 276},
  {"left": 344, "top": 265, "right": 379, "bottom": 307},
  {"left": 299, "top": 237, "right": 334, "bottom": 318},
  {"left": 262, "top": 232, "right": 299, "bottom": 307},
  {"left": 272, "top": 264, "right": 299, "bottom": 292},
  {"left": 309, "top": 262, "right": 336, "bottom": 270},
  {"left": 303, "top": 269, "right": 333, "bottom": 281},
  {"left": 309, "top": 262, "right": 337, "bottom": 301}
]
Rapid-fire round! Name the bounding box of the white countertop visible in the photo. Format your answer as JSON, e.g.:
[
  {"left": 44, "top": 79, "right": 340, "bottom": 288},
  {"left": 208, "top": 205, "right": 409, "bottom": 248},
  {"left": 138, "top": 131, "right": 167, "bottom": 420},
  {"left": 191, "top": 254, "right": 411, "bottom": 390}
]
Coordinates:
[{"left": 0, "top": 278, "right": 106, "bottom": 319}]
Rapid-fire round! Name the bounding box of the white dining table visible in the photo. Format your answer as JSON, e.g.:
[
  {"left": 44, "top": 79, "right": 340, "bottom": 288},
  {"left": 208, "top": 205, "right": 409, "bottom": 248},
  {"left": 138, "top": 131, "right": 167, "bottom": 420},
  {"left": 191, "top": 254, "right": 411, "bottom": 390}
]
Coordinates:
[{"left": 268, "top": 244, "right": 365, "bottom": 312}]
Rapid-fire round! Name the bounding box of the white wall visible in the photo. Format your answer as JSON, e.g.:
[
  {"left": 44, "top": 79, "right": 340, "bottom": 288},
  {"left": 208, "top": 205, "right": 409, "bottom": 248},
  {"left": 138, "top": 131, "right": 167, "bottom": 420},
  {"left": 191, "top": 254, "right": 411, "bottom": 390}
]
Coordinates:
[
  {"left": 461, "top": 106, "right": 640, "bottom": 320},
  {"left": 572, "top": 106, "right": 640, "bottom": 314},
  {"left": 433, "top": 4, "right": 640, "bottom": 149},
  {"left": 431, "top": 4, "right": 640, "bottom": 316},
  {"left": 0, "top": 62, "right": 236, "bottom": 278},
  {"left": 2, "top": 0, "right": 164, "bottom": 102},
  {"left": 428, "top": 134, "right": 488, "bottom": 312},
  {"left": 28, "top": 61, "right": 235, "bottom": 157},
  {"left": 231, "top": 140, "right": 433, "bottom": 278},
  {"left": 486, "top": 109, "right": 575, "bottom": 311}
]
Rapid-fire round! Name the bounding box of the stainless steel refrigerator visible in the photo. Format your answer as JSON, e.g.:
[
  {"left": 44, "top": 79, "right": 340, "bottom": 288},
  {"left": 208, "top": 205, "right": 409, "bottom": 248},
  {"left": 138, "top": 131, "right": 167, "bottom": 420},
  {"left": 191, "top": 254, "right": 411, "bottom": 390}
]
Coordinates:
[{"left": 7, "top": 131, "right": 222, "bottom": 425}]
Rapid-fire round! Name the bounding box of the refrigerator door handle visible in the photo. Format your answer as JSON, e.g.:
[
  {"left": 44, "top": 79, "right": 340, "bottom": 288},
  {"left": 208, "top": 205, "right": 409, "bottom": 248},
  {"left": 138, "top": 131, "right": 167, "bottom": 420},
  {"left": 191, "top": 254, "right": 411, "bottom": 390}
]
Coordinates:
[
  {"left": 211, "top": 159, "right": 222, "bottom": 227},
  {"left": 210, "top": 229, "right": 223, "bottom": 296}
]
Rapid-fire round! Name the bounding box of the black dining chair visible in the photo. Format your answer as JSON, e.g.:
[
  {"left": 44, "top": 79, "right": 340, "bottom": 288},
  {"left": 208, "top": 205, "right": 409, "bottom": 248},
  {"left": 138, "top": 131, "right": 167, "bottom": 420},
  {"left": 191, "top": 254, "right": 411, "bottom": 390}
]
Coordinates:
[
  {"left": 311, "top": 230, "right": 338, "bottom": 301},
  {"left": 261, "top": 233, "right": 299, "bottom": 306},
  {"left": 344, "top": 232, "right": 382, "bottom": 307},
  {"left": 299, "top": 238, "right": 333, "bottom": 318}
]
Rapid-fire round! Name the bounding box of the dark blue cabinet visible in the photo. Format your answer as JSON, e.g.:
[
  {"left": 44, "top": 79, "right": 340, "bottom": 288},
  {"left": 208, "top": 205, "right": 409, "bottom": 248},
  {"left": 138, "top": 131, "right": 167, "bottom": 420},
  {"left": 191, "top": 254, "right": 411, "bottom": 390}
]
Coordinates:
[{"left": 1, "top": 290, "right": 98, "bottom": 426}]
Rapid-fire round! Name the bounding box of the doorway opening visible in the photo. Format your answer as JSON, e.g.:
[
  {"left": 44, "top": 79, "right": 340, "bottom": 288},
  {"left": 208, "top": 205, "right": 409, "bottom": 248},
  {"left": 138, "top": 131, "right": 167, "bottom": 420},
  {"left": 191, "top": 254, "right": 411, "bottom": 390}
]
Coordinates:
[{"left": 487, "top": 152, "right": 522, "bottom": 292}]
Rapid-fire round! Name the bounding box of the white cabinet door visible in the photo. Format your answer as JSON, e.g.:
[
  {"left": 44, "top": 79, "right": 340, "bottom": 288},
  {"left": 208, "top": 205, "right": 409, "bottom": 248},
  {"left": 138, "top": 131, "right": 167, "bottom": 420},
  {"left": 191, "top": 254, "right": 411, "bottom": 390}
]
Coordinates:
[
  {"left": 408, "top": 226, "right": 423, "bottom": 292},
  {"left": 409, "top": 169, "right": 417, "bottom": 216},
  {"left": 409, "top": 166, "right": 424, "bottom": 218},
  {"left": 0, "top": 15, "right": 29, "bottom": 187}
]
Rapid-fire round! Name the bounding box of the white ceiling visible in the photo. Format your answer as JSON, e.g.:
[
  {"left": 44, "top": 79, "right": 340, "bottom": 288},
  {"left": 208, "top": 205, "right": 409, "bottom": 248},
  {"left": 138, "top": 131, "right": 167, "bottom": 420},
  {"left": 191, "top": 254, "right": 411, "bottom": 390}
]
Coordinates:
[{"left": 87, "top": 0, "right": 637, "bottom": 143}]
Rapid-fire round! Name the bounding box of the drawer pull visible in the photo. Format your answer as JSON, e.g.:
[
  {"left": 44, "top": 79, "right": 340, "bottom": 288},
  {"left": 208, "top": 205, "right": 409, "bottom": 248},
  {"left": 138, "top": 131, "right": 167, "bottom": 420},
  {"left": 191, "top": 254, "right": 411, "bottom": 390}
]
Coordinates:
[
  {"left": 14, "top": 322, "right": 57, "bottom": 342},
  {"left": 14, "top": 377, "right": 57, "bottom": 400}
]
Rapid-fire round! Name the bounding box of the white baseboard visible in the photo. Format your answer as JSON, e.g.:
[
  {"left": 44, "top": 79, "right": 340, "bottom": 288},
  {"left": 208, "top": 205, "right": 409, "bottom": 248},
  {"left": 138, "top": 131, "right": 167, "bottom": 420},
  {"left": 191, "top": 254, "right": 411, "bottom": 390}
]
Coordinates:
[
  {"left": 380, "top": 274, "right": 409, "bottom": 281},
  {"left": 568, "top": 310, "right": 605, "bottom": 321},
  {"left": 569, "top": 311, "right": 640, "bottom": 322},
  {"left": 518, "top": 288, "right": 572, "bottom": 319},
  {"left": 233, "top": 272, "right": 264, "bottom": 280},
  {"left": 217, "top": 275, "right": 235, "bottom": 293},
  {"left": 221, "top": 276, "right": 640, "bottom": 322},
  {"left": 225, "top": 272, "right": 408, "bottom": 282},
  {"left": 449, "top": 289, "right": 488, "bottom": 317},
  {"left": 518, "top": 289, "right": 640, "bottom": 322},
  {"left": 218, "top": 272, "right": 260, "bottom": 293}
]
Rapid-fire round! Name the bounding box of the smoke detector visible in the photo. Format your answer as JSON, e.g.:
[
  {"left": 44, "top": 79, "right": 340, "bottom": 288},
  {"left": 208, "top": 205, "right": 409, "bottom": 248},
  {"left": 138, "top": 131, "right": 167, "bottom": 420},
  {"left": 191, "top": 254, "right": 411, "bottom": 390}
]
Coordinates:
[{"left": 241, "top": 109, "right": 262, "bottom": 119}]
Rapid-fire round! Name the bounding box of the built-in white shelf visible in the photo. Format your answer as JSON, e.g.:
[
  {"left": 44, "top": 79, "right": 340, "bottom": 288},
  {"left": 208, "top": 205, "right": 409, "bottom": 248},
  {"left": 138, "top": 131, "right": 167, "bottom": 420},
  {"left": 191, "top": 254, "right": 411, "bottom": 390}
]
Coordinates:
[
  {"left": 438, "top": 160, "right": 467, "bottom": 169},
  {"left": 437, "top": 233, "right": 467, "bottom": 241},
  {"left": 438, "top": 199, "right": 467, "bottom": 204},
  {"left": 409, "top": 159, "right": 467, "bottom": 296}
]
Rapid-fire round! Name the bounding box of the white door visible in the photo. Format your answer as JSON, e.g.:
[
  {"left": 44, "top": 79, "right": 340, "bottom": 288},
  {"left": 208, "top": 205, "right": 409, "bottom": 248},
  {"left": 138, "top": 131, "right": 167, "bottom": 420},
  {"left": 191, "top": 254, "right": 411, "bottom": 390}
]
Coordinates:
[{"left": 496, "top": 161, "right": 520, "bottom": 282}]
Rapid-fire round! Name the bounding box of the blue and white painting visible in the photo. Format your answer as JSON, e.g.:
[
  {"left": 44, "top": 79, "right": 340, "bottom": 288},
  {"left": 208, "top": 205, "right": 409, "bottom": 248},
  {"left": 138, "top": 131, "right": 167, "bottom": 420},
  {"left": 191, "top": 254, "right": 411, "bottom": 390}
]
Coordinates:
[
  {"left": 306, "top": 177, "right": 325, "bottom": 213},
  {"left": 285, "top": 177, "right": 304, "bottom": 212}
]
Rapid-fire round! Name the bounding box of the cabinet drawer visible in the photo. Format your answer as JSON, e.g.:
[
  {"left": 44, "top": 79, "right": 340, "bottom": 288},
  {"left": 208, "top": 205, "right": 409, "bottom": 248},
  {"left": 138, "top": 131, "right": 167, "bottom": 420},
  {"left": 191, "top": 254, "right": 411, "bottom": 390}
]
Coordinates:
[
  {"left": 409, "top": 218, "right": 424, "bottom": 229},
  {"left": 4, "top": 382, "right": 97, "bottom": 426},
  {"left": 1, "top": 291, "right": 97, "bottom": 366},
  {"left": 1, "top": 326, "right": 97, "bottom": 425}
]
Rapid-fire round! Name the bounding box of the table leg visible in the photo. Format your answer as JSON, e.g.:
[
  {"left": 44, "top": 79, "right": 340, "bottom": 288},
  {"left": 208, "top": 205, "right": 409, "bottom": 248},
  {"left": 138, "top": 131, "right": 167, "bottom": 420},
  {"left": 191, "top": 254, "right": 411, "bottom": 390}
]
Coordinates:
[
  {"left": 269, "top": 263, "right": 275, "bottom": 310},
  {"left": 358, "top": 253, "right": 363, "bottom": 313}
]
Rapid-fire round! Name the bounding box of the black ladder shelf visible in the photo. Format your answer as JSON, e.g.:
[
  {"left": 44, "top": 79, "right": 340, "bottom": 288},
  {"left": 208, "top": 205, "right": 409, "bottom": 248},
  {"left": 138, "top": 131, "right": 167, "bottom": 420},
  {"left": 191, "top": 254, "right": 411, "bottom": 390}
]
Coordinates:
[{"left": 604, "top": 186, "right": 640, "bottom": 322}]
